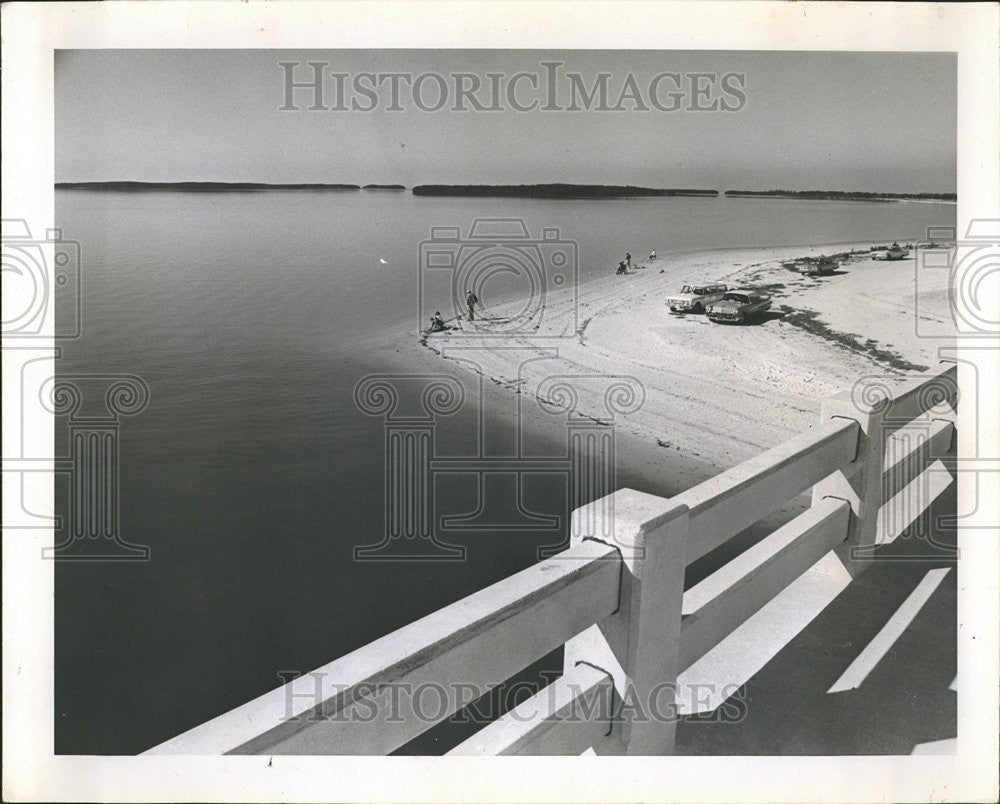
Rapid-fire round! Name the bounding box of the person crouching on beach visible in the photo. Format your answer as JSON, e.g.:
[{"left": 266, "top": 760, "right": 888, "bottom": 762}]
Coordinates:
[
  {"left": 649, "top": 250, "right": 656, "bottom": 262},
  {"left": 465, "top": 289, "right": 479, "bottom": 321},
  {"left": 430, "top": 311, "right": 446, "bottom": 331},
  {"left": 616, "top": 260, "right": 626, "bottom": 276}
]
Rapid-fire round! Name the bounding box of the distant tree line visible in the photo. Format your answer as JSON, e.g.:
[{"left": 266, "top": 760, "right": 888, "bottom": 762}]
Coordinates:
[
  {"left": 55, "top": 181, "right": 364, "bottom": 191},
  {"left": 55, "top": 183, "right": 955, "bottom": 202},
  {"left": 724, "top": 189, "right": 956, "bottom": 201},
  {"left": 412, "top": 184, "right": 718, "bottom": 198}
]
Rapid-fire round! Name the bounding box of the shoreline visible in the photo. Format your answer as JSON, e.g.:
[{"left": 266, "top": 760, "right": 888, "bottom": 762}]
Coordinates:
[
  {"left": 399, "top": 239, "right": 954, "bottom": 475},
  {"left": 55, "top": 183, "right": 956, "bottom": 205}
]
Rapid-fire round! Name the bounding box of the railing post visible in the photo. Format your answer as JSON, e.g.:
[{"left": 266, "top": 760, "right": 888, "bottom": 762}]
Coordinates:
[
  {"left": 810, "top": 390, "right": 886, "bottom": 578},
  {"left": 562, "top": 489, "right": 689, "bottom": 755}
]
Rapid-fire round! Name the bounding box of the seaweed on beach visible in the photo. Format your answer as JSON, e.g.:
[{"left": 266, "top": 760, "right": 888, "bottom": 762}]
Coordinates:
[
  {"left": 778, "top": 306, "right": 928, "bottom": 371},
  {"left": 755, "top": 282, "right": 788, "bottom": 297},
  {"left": 781, "top": 243, "right": 950, "bottom": 275},
  {"left": 781, "top": 250, "right": 859, "bottom": 273}
]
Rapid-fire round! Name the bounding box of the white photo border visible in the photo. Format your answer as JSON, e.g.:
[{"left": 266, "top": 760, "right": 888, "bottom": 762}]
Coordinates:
[{"left": 2, "top": 2, "right": 997, "bottom": 802}]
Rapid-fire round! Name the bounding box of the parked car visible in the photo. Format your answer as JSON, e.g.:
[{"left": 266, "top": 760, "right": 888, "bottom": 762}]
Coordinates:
[
  {"left": 800, "top": 257, "right": 838, "bottom": 276},
  {"left": 706, "top": 290, "right": 773, "bottom": 323},
  {"left": 876, "top": 243, "right": 910, "bottom": 261},
  {"left": 666, "top": 282, "right": 728, "bottom": 313}
]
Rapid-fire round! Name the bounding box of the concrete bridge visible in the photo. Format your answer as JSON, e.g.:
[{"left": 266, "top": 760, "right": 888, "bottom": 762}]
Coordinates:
[{"left": 146, "top": 361, "right": 957, "bottom": 756}]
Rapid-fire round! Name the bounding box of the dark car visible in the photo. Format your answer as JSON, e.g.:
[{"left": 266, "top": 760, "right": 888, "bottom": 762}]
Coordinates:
[
  {"left": 706, "top": 290, "right": 773, "bottom": 323},
  {"left": 800, "top": 257, "right": 837, "bottom": 276}
]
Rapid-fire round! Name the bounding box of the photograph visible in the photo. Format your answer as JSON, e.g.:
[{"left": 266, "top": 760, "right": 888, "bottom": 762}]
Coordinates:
[{"left": 3, "top": 2, "right": 998, "bottom": 802}]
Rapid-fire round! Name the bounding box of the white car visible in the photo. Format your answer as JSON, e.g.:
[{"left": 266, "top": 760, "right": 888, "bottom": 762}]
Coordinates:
[
  {"left": 875, "top": 243, "right": 910, "bottom": 261},
  {"left": 666, "top": 282, "right": 728, "bottom": 313}
]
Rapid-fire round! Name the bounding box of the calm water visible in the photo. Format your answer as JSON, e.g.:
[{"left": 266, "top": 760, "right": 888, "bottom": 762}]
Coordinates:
[{"left": 54, "top": 190, "right": 954, "bottom": 753}]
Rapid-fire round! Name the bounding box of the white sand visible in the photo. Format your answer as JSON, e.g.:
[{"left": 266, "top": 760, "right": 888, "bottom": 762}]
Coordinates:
[{"left": 419, "top": 242, "right": 954, "bottom": 471}]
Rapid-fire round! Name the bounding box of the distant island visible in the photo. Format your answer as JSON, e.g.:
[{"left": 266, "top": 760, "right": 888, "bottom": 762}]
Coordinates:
[
  {"left": 55, "top": 182, "right": 362, "bottom": 191},
  {"left": 54, "top": 183, "right": 954, "bottom": 203},
  {"left": 725, "top": 189, "right": 956, "bottom": 202},
  {"left": 411, "top": 184, "right": 718, "bottom": 198}
]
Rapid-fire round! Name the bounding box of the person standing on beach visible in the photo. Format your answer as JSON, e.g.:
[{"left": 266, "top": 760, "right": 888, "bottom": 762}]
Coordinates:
[
  {"left": 625, "top": 251, "right": 632, "bottom": 269},
  {"left": 465, "top": 289, "right": 479, "bottom": 321},
  {"left": 649, "top": 250, "right": 656, "bottom": 262}
]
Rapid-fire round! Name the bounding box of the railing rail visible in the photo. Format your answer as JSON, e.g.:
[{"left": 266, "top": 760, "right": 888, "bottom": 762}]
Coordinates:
[
  {"left": 678, "top": 496, "right": 851, "bottom": 671},
  {"left": 145, "top": 538, "right": 621, "bottom": 755},
  {"left": 673, "top": 417, "right": 859, "bottom": 563},
  {"left": 145, "top": 361, "right": 957, "bottom": 757},
  {"left": 448, "top": 662, "right": 618, "bottom": 756}
]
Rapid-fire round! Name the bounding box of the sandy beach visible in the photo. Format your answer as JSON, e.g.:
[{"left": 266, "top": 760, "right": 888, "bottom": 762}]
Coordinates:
[{"left": 408, "top": 241, "right": 953, "bottom": 477}]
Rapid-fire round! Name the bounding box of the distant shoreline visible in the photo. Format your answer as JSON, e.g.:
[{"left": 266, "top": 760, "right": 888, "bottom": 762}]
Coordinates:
[
  {"left": 54, "top": 181, "right": 364, "bottom": 192},
  {"left": 724, "top": 190, "right": 957, "bottom": 203},
  {"left": 411, "top": 184, "right": 718, "bottom": 198},
  {"left": 53, "top": 182, "right": 956, "bottom": 203}
]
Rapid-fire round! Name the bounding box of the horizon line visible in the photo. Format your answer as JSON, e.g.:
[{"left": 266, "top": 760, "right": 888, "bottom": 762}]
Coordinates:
[{"left": 54, "top": 181, "right": 957, "bottom": 199}]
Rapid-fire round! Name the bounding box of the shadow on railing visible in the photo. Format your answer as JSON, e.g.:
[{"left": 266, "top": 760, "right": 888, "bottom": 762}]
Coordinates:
[{"left": 144, "top": 361, "right": 957, "bottom": 757}]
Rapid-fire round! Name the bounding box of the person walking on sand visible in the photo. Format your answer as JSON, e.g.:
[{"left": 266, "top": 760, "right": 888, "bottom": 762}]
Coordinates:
[{"left": 465, "top": 289, "right": 479, "bottom": 321}]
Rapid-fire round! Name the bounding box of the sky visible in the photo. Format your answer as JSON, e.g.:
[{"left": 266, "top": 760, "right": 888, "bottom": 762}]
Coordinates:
[{"left": 55, "top": 50, "right": 956, "bottom": 193}]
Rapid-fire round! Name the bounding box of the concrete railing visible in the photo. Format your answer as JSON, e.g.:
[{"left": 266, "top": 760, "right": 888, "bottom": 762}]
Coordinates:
[{"left": 145, "top": 361, "right": 957, "bottom": 757}]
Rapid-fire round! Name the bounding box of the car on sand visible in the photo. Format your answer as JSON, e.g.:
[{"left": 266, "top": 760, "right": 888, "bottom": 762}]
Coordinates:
[
  {"left": 875, "top": 243, "right": 910, "bottom": 261},
  {"left": 800, "top": 257, "right": 838, "bottom": 276},
  {"left": 706, "top": 289, "right": 773, "bottom": 323},
  {"left": 666, "top": 282, "right": 728, "bottom": 313}
]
